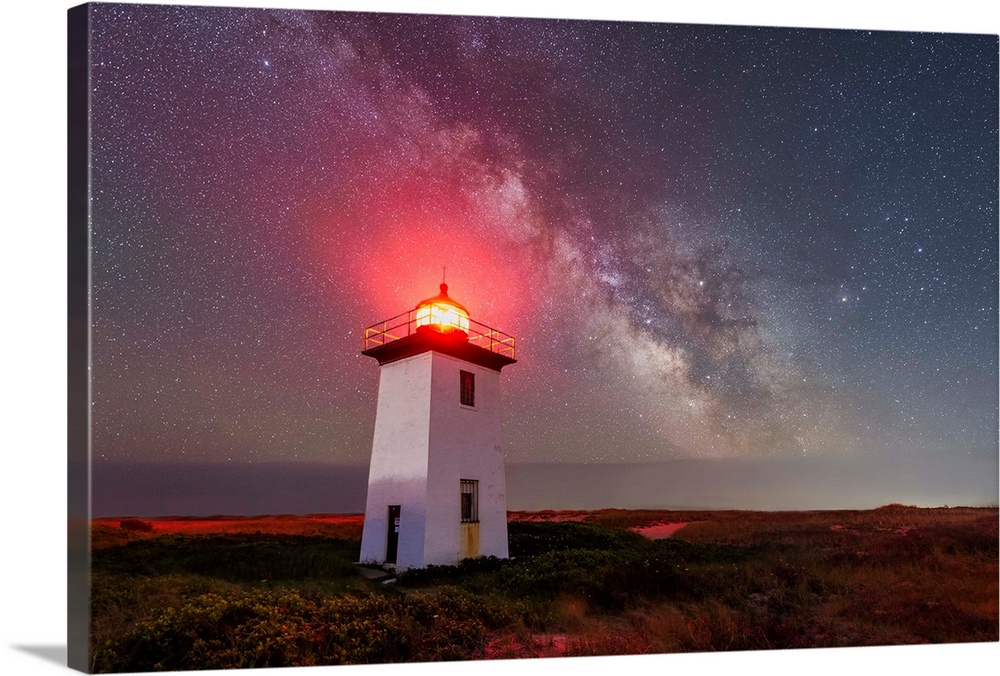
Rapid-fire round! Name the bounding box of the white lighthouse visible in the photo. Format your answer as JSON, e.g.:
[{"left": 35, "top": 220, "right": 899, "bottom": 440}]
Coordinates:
[{"left": 359, "top": 284, "right": 516, "bottom": 570}]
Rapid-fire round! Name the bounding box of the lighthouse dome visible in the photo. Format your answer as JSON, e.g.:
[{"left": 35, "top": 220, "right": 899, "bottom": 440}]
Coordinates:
[{"left": 414, "top": 283, "right": 470, "bottom": 334}]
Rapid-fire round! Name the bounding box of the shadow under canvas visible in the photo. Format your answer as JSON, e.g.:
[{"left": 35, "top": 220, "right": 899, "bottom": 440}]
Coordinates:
[{"left": 13, "top": 645, "right": 68, "bottom": 667}]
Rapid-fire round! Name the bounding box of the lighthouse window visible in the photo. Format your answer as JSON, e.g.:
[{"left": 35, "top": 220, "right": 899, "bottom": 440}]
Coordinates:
[
  {"left": 460, "top": 479, "right": 479, "bottom": 522},
  {"left": 460, "top": 370, "right": 475, "bottom": 407}
]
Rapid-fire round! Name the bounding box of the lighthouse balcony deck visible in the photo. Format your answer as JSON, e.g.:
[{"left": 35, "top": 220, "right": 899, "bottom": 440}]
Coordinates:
[{"left": 363, "top": 310, "right": 516, "bottom": 360}]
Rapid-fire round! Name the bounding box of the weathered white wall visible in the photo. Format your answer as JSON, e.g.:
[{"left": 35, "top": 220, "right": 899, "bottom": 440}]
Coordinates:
[
  {"left": 424, "top": 353, "right": 508, "bottom": 565},
  {"left": 360, "top": 349, "right": 509, "bottom": 570},
  {"left": 359, "top": 353, "right": 432, "bottom": 567}
]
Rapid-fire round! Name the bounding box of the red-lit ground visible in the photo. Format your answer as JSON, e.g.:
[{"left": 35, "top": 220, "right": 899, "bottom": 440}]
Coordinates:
[
  {"left": 92, "top": 510, "right": 697, "bottom": 547},
  {"left": 91, "top": 514, "right": 365, "bottom": 547}
]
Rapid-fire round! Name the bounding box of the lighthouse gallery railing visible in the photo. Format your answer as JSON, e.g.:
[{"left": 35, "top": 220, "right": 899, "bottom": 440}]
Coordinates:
[{"left": 363, "top": 310, "right": 516, "bottom": 359}]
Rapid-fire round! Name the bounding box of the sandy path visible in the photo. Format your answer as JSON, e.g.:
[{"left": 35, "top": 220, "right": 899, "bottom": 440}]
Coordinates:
[{"left": 632, "top": 522, "right": 691, "bottom": 539}]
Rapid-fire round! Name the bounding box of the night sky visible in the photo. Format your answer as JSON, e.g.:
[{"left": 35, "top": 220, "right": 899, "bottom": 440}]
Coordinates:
[{"left": 87, "top": 2, "right": 998, "bottom": 513}]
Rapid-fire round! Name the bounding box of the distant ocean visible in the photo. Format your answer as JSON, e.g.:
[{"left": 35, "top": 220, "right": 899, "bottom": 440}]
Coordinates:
[
  {"left": 90, "top": 455, "right": 998, "bottom": 517},
  {"left": 91, "top": 462, "right": 370, "bottom": 517}
]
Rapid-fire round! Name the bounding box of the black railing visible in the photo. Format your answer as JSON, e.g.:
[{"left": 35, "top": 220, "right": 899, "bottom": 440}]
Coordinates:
[{"left": 363, "top": 310, "right": 516, "bottom": 359}]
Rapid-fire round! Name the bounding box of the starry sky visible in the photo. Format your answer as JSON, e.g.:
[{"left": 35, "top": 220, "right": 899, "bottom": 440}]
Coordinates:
[{"left": 87, "top": 2, "right": 998, "bottom": 512}]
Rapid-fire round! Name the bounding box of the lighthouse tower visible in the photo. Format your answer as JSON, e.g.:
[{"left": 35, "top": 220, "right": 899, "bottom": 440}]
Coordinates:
[{"left": 359, "top": 284, "right": 516, "bottom": 570}]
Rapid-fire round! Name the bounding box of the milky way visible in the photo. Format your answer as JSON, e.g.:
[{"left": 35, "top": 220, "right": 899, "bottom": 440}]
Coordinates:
[{"left": 88, "top": 4, "right": 997, "bottom": 497}]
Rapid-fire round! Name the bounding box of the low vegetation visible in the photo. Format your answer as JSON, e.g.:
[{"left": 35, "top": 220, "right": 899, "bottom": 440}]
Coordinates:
[{"left": 89, "top": 506, "right": 998, "bottom": 671}]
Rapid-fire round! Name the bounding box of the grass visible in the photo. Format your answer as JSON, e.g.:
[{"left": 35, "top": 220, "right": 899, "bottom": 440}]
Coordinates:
[{"left": 89, "top": 506, "right": 998, "bottom": 671}]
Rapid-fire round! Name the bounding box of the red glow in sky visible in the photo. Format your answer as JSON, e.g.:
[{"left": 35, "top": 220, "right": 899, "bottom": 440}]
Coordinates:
[{"left": 337, "top": 191, "right": 533, "bottom": 332}]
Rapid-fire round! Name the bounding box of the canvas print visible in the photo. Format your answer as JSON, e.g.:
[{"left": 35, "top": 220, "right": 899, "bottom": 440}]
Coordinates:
[{"left": 67, "top": 2, "right": 999, "bottom": 673}]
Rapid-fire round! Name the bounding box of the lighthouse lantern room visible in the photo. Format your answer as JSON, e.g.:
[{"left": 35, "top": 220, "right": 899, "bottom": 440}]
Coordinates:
[{"left": 359, "top": 284, "right": 516, "bottom": 570}]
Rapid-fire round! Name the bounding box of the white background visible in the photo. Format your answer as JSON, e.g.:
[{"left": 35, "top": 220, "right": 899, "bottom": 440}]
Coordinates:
[{"left": 2, "top": 1, "right": 997, "bottom": 675}]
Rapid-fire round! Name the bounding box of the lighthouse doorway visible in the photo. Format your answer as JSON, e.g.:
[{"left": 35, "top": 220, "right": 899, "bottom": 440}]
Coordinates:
[
  {"left": 459, "top": 480, "right": 480, "bottom": 559},
  {"left": 386, "top": 505, "right": 400, "bottom": 564}
]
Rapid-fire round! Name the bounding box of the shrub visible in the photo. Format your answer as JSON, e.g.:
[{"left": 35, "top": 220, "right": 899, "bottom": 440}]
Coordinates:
[
  {"left": 92, "top": 585, "right": 550, "bottom": 671},
  {"left": 118, "top": 518, "right": 153, "bottom": 533},
  {"left": 92, "top": 534, "right": 360, "bottom": 585},
  {"left": 396, "top": 555, "right": 507, "bottom": 586},
  {"left": 508, "top": 521, "right": 649, "bottom": 557}
]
